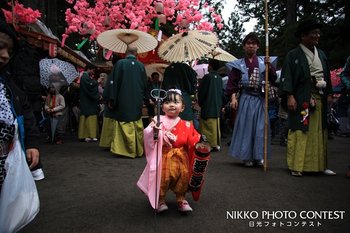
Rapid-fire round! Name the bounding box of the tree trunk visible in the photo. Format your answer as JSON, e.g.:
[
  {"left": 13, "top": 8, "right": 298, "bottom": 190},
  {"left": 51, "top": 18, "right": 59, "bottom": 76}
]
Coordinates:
[
  {"left": 46, "top": 0, "right": 58, "bottom": 35},
  {"left": 301, "top": 0, "right": 313, "bottom": 16},
  {"left": 345, "top": 0, "right": 350, "bottom": 22},
  {"left": 286, "top": 0, "right": 297, "bottom": 24},
  {"left": 20, "top": 0, "right": 45, "bottom": 13}
]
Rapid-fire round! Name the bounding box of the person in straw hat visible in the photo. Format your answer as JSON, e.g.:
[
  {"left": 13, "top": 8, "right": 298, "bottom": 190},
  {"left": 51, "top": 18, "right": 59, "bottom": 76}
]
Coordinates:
[
  {"left": 279, "top": 18, "right": 335, "bottom": 177},
  {"left": 106, "top": 45, "right": 148, "bottom": 158}
]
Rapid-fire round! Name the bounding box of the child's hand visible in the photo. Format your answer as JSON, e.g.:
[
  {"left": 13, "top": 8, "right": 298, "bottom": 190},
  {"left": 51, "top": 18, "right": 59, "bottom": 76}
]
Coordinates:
[{"left": 150, "top": 118, "right": 162, "bottom": 130}]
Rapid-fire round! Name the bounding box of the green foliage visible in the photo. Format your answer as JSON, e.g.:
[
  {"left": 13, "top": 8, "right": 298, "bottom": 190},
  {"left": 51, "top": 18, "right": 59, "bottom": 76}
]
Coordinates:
[
  {"left": 232, "top": 0, "right": 350, "bottom": 68},
  {"left": 218, "top": 8, "right": 245, "bottom": 59}
]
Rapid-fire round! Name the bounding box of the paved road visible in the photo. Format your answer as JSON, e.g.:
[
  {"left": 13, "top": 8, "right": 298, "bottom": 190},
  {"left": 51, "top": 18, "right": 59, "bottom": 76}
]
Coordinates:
[{"left": 20, "top": 133, "right": 350, "bottom": 233}]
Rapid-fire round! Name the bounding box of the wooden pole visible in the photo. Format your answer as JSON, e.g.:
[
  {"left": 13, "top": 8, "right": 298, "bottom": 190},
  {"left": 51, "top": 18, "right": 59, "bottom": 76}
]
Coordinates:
[
  {"left": 263, "top": 0, "right": 269, "bottom": 172},
  {"left": 11, "top": 0, "right": 15, "bottom": 27}
]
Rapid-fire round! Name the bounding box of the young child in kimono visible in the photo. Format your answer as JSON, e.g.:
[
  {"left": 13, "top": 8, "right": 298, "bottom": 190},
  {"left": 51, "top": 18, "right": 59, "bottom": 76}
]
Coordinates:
[{"left": 137, "top": 89, "right": 201, "bottom": 214}]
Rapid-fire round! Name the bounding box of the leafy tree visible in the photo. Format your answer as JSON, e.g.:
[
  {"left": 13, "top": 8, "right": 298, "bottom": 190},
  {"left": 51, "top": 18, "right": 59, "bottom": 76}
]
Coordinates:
[
  {"left": 199, "top": 0, "right": 224, "bottom": 33},
  {"left": 218, "top": 8, "right": 245, "bottom": 59},
  {"left": 235, "top": 0, "right": 350, "bottom": 68}
]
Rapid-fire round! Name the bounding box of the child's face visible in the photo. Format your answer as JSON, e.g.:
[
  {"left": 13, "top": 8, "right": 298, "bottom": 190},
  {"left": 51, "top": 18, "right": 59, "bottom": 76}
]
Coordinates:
[{"left": 162, "top": 94, "right": 184, "bottom": 118}]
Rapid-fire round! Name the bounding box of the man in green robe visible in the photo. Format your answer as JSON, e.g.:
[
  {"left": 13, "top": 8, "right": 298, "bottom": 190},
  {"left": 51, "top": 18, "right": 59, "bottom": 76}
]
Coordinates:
[
  {"left": 107, "top": 45, "right": 148, "bottom": 158},
  {"left": 78, "top": 66, "right": 99, "bottom": 142},
  {"left": 98, "top": 82, "right": 118, "bottom": 148},
  {"left": 162, "top": 62, "right": 197, "bottom": 121},
  {"left": 99, "top": 57, "right": 122, "bottom": 148},
  {"left": 198, "top": 59, "right": 223, "bottom": 151},
  {"left": 279, "top": 18, "right": 335, "bottom": 177}
]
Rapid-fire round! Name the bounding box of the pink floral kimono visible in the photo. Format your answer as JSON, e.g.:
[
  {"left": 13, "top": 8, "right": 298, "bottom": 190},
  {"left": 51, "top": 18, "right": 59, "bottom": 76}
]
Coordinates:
[{"left": 137, "top": 115, "right": 200, "bottom": 209}]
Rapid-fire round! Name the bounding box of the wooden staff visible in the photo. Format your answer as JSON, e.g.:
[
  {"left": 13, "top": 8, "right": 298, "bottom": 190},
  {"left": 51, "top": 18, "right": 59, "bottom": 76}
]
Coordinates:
[
  {"left": 11, "top": 0, "right": 15, "bottom": 27},
  {"left": 263, "top": 0, "right": 269, "bottom": 172}
]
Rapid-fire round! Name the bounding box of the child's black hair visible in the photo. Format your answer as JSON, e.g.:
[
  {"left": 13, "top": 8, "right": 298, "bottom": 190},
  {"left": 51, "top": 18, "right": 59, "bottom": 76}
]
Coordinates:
[{"left": 164, "top": 89, "right": 184, "bottom": 104}]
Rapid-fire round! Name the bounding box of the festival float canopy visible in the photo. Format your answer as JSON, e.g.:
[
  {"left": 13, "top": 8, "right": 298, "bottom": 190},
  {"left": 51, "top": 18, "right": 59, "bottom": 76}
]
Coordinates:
[
  {"left": 15, "top": 26, "right": 94, "bottom": 69},
  {"left": 2, "top": 2, "right": 94, "bottom": 69}
]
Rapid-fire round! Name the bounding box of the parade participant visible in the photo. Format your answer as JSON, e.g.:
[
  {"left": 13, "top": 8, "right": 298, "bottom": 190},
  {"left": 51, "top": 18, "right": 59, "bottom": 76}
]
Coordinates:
[
  {"left": 198, "top": 59, "right": 223, "bottom": 151},
  {"left": 99, "top": 56, "right": 121, "bottom": 148},
  {"left": 138, "top": 89, "right": 210, "bottom": 214},
  {"left": 97, "top": 73, "right": 107, "bottom": 129},
  {"left": 78, "top": 65, "right": 99, "bottom": 142},
  {"left": 97, "top": 72, "right": 107, "bottom": 96},
  {"left": 225, "top": 32, "right": 277, "bottom": 167},
  {"left": 0, "top": 18, "right": 40, "bottom": 190},
  {"left": 98, "top": 75, "right": 114, "bottom": 148},
  {"left": 338, "top": 56, "right": 350, "bottom": 137},
  {"left": 67, "top": 79, "right": 80, "bottom": 132},
  {"left": 162, "top": 62, "right": 197, "bottom": 121},
  {"left": 339, "top": 56, "right": 350, "bottom": 178},
  {"left": 107, "top": 45, "right": 148, "bottom": 158},
  {"left": 279, "top": 18, "right": 335, "bottom": 176}
]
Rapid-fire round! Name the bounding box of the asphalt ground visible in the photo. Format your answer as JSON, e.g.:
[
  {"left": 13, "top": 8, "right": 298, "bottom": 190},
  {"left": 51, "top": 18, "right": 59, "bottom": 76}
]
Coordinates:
[{"left": 19, "top": 132, "right": 350, "bottom": 233}]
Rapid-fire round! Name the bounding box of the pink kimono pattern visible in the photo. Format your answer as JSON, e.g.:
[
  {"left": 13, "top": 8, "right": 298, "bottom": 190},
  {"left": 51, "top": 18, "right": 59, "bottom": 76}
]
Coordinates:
[{"left": 137, "top": 115, "right": 200, "bottom": 209}]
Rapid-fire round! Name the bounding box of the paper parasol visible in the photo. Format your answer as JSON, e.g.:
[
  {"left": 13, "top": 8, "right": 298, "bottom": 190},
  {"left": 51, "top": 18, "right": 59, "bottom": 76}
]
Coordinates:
[
  {"left": 157, "top": 30, "right": 218, "bottom": 63},
  {"left": 206, "top": 47, "right": 237, "bottom": 62},
  {"left": 97, "top": 29, "right": 158, "bottom": 53}
]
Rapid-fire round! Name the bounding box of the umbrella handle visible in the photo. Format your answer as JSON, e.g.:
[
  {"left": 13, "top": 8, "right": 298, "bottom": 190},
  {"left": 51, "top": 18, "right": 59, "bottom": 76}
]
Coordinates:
[
  {"left": 153, "top": 96, "right": 162, "bottom": 141},
  {"left": 150, "top": 88, "right": 167, "bottom": 101},
  {"left": 150, "top": 89, "right": 166, "bottom": 141}
]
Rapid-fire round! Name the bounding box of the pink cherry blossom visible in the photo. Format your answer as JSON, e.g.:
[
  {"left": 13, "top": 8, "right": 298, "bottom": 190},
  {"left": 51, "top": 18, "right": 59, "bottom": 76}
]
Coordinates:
[
  {"left": 63, "top": 0, "right": 223, "bottom": 43},
  {"left": 2, "top": 1, "right": 41, "bottom": 25}
]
